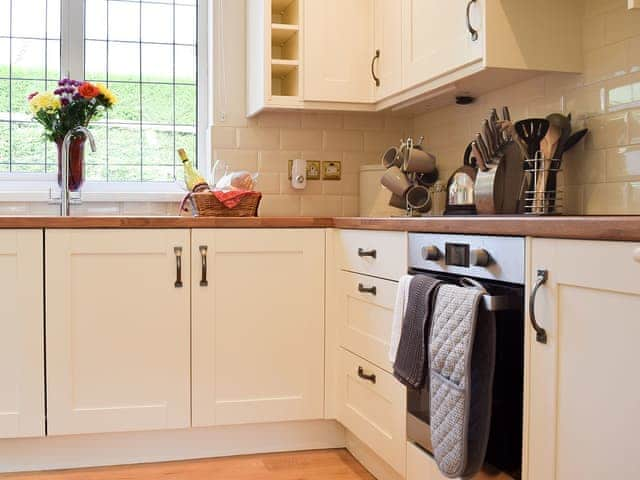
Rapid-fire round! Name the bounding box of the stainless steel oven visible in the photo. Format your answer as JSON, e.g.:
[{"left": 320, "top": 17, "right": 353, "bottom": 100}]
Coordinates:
[{"left": 406, "top": 233, "right": 525, "bottom": 480}]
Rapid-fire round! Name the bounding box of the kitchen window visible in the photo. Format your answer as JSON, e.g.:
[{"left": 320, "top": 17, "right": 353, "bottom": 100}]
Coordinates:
[{"left": 0, "top": 0, "right": 208, "bottom": 191}]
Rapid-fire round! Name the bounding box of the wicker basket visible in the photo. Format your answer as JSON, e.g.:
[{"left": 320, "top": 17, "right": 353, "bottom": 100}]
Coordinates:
[{"left": 188, "top": 191, "right": 261, "bottom": 217}]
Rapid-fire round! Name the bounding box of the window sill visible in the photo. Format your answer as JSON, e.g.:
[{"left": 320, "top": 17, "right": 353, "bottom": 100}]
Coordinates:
[{"left": 0, "top": 178, "right": 188, "bottom": 203}]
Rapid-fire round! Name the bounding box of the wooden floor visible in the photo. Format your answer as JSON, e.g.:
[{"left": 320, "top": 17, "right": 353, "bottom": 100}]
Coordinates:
[{"left": 0, "top": 449, "right": 375, "bottom": 480}]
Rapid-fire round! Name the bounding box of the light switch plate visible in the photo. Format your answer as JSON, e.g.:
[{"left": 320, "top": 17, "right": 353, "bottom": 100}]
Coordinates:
[
  {"left": 288, "top": 160, "right": 321, "bottom": 180},
  {"left": 322, "top": 161, "right": 342, "bottom": 180}
]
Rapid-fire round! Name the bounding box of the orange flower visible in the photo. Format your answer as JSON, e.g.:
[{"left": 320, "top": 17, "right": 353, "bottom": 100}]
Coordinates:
[{"left": 78, "top": 82, "right": 101, "bottom": 99}]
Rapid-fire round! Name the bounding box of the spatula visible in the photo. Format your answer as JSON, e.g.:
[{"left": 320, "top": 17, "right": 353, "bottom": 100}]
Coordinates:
[{"left": 514, "top": 119, "right": 550, "bottom": 159}]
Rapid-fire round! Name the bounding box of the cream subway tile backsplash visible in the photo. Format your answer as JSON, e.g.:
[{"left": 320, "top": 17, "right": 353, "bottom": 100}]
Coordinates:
[
  {"left": 281, "top": 129, "right": 323, "bottom": 151},
  {"left": 343, "top": 113, "right": 386, "bottom": 131},
  {"left": 212, "top": 149, "right": 259, "bottom": 172},
  {"left": 342, "top": 195, "right": 359, "bottom": 216},
  {"left": 410, "top": 0, "right": 640, "bottom": 214},
  {"left": 323, "top": 130, "right": 365, "bottom": 152},
  {"left": 211, "top": 126, "right": 238, "bottom": 149},
  {"left": 301, "top": 112, "right": 344, "bottom": 129},
  {"left": 301, "top": 195, "right": 342, "bottom": 216},
  {"left": 606, "top": 146, "right": 640, "bottom": 181},
  {"left": 257, "top": 112, "right": 302, "bottom": 129},
  {"left": 236, "top": 128, "right": 280, "bottom": 150}
]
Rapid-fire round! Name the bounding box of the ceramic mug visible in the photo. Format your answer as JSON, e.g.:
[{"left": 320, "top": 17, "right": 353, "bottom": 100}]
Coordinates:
[
  {"left": 381, "top": 146, "right": 402, "bottom": 168},
  {"left": 406, "top": 184, "right": 432, "bottom": 212},
  {"left": 404, "top": 147, "right": 436, "bottom": 174},
  {"left": 388, "top": 193, "right": 407, "bottom": 210},
  {"left": 381, "top": 166, "right": 412, "bottom": 196}
]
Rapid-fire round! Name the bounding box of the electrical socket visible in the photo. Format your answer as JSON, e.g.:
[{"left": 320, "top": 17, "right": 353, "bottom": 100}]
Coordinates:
[
  {"left": 288, "top": 160, "right": 321, "bottom": 180},
  {"left": 322, "top": 161, "right": 342, "bottom": 180}
]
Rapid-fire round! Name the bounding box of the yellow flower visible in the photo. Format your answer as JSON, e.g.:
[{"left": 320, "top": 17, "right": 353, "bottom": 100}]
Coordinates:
[
  {"left": 28, "top": 92, "right": 61, "bottom": 114},
  {"left": 95, "top": 83, "right": 118, "bottom": 106}
]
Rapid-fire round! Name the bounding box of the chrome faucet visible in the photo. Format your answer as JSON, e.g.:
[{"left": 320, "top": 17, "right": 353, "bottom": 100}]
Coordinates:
[{"left": 57, "top": 126, "right": 97, "bottom": 216}]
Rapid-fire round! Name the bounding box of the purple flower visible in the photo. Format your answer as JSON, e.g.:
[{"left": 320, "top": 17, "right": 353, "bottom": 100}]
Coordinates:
[
  {"left": 73, "top": 93, "right": 82, "bottom": 100},
  {"left": 61, "top": 98, "right": 69, "bottom": 106},
  {"left": 54, "top": 88, "right": 62, "bottom": 95}
]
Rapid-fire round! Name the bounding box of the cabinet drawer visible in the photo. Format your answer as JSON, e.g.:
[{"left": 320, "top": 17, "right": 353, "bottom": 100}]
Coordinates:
[
  {"left": 339, "top": 271, "right": 396, "bottom": 372},
  {"left": 406, "top": 441, "right": 447, "bottom": 480},
  {"left": 336, "top": 229, "right": 407, "bottom": 280},
  {"left": 338, "top": 348, "right": 406, "bottom": 475}
]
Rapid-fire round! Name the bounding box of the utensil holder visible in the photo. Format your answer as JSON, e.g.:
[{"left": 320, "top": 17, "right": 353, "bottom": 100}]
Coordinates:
[{"left": 522, "top": 156, "right": 563, "bottom": 215}]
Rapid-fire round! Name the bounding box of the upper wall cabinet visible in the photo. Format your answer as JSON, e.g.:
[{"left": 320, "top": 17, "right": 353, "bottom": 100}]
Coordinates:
[
  {"left": 0, "top": 230, "right": 44, "bottom": 439},
  {"left": 45, "top": 230, "right": 191, "bottom": 436},
  {"left": 373, "top": 0, "right": 403, "bottom": 101},
  {"left": 304, "top": 0, "right": 374, "bottom": 103},
  {"left": 246, "top": 0, "right": 582, "bottom": 115},
  {"left": 402, "top": 0, "right": 483, "bottom": 90}
]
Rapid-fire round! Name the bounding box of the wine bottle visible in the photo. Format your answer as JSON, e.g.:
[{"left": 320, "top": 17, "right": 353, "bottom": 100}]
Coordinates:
[{"left": 177, "top": 148, "right": 208, "bottom": 192}]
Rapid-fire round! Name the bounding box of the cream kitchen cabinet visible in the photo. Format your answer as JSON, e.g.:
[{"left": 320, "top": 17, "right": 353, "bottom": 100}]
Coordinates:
[
  {"left": 45, "top": 229, "right": 191, "bottom": 436},
  {"left": 526, "top": 239, "right": 640, "bottom": 479},
  {"left": 191, "top": 229, "right": 325, "bottom": 427},
  {"left": 373, "top": 0, "right": 402, "bottom": 101},
  {"left": 393, "top": 0, "right": 582, "bottom": 109},
  {"left": 303, "top": 0, "right": 374, "bottom": 103},
  {"left": 0, "top": 230, "right": 44, "bottom": 439}
]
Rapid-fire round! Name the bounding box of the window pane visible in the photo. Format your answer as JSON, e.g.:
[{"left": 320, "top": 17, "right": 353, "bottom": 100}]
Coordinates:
[
  {"left": 85, "top": 0, "right": 107, "bottom": 40},
  {"left": 12, "top": 0, "right": 47, "bottom": 38},
  {"left": 11, "top": 79, "right": 45, "bottom": 113},
  {"left": 109, "top": 41, "right": 140, "bottom": 81},
  {"left": 85, "top": 40, "right": 107, "bottom": 81},
  {"left": 108, "top": 82, "right": 140, "bottom": 122},
  {"left": 0, "top": 0, "right": 9, "bottom": 37},
  {"left": 175, "top": 5, "right": 196, "bottom": 45},
  {"left": 84, "top": 0, "right": 200, "bottom": 182},
  {"left": 141, "top": 3, "right": 173, "bottom": 44},
  {"left": 12, "top": 39, "right": 46, "bottom": 78},
  {"left": 142, "top": 84, "right": 173, "bottom": 124},
  {"left": 11, "top": 122, "right": 46, "bottom": 171},
  {"left": 1, "top": 0, "right": 60, "bottom": 174},
  {"left": 108, "top": 1, "right": 140, "bottom": 42},
  {"left": 141, "top": 44, "right": 173, "bottom": 82}
]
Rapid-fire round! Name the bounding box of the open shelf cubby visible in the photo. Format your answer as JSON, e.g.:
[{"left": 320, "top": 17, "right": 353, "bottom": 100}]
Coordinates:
[
  {"left": 272, "top": 67, "right": 299, "bottom": 97},
  {"left": 271, "top": 0, "right": 298, "bottom": 25},
  {"left": 271, "top": 25, "right": 299, "bottom": 60}
]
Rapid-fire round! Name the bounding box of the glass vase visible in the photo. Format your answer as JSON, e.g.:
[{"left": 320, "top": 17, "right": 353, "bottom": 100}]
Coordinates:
[{"left": 55, "top": 136, "right": 86, "bottom": 192}]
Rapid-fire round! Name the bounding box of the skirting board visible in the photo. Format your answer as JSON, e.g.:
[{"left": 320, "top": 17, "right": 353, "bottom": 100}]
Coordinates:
[
  {"left": 345, "top": 431, "right": 404, "bottom": 480},
  {"left": 0, "top": 420, "right": 346, "bottom": 473}
]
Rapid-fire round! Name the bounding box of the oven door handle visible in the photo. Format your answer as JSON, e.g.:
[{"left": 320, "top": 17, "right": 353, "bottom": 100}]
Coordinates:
[{"left": 461, "top": 277, "right": 519, "bottom": 312}]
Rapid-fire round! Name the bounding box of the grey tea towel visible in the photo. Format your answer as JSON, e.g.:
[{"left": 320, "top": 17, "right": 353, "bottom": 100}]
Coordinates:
[
  {"left": 393, "top": 274, "right": 442, "bottom": 389},
  {"left": 429, "top": 283, "right": 496, "bottom": 479}
]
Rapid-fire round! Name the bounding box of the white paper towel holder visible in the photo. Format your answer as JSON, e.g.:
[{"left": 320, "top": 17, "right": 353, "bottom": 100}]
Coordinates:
[{"left": 291, "top": 159, "right": 307, "bottom": 190}]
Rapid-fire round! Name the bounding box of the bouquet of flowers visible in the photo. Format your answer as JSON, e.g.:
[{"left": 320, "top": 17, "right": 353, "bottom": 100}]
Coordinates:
[
  {"left": 27, "top": 78, "right": 117, "bottom": 142},
  {"left": 27, "top": 79, "right": 117, "bottom": 190}
]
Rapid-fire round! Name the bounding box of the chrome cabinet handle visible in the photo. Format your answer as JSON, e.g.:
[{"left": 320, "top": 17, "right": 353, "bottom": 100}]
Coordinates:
[
  {"left": 174, "top": 247, "right": 183, "bottom": 288},
  {"left": 371, "top": 49, "right": 380, "bottom": 87},
  {"left": 529, "top": 269, "right": 548, "bottom": 344},
  {"left": 358, "top": 366, "right": 376, "bottom": 384},
  {"left": 358, "top": 248, "right": 377, "bottom": 258},
  {"left": 358, "top": 283, "right": 377, "bottom": 296},
  {"left": 466, "top": 0, "right": 479, "bottom": 41},
  {"left": 199, "top": 245, "right": 208, "bottom": 287}
]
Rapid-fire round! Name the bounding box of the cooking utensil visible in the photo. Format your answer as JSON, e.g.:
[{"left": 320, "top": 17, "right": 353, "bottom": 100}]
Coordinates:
[
  {"left": 502, "top": 106, "right": 511, "bottom": 122},
  {"left": 489, "top": 109, "right": 502, "bottom": 147},
  {"left": 445, "top": 143, "right": 477, "bottom": 214},
  {"left": 501, "top": 107, "right": 512, "bottom": 142},
  {"left": 404, "top": 147, "right": 436, "bottom": 173},
  {"left": 472, "top": 140, "right": 506, "bottom": 215},
  {"left": 514, "top": 119, "right": 550, "bottom": 159},
  {"left": 406, "top": 185, "right": 432, "bottom": 212},
  {"left": 476, "top": 132, "right": 492, "bottom": 164},
  {"left": 482, "top": 120, "right": 497, "bottom": 156},
  {"left": 558, "top": 128, "right": 588, "bottom": 157},
  {"left": 546, "top": 113, "right": 572, "bottom": 159}
]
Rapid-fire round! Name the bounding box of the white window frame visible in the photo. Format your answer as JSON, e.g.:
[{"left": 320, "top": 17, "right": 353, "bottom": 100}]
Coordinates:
[{"left": 0, "top": 0, "right": 210, "bottom": 202}]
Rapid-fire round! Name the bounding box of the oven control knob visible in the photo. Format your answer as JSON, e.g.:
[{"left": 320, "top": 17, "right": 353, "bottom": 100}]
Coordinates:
[
  {"left": 422, "top": 245, "right": 441, "bottom": 261},
  {"left": 470, "top": 248, "right": 491, "bottom": 267}
]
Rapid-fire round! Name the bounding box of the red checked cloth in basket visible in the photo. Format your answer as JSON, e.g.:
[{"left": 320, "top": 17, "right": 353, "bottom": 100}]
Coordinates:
[{"left": 211, "top": 190, "right": 255, "bottom": 208}]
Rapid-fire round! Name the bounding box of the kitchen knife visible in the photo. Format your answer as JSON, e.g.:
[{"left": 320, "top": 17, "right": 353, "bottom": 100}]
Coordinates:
[
  {"left": 482, "top": 120, "right": 496, "bottom": 158},
  {"left": 476, "top": 132, "right": 492, "bottom": 165},
  {"left": 471, "top": 141, "right": 488, "bottom": 171}
]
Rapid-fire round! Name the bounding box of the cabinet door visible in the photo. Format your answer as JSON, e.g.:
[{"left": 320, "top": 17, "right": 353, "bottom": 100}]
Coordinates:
[
  {"left": 527, "top": 239, "right": 640, "bottom": 479},
  {"left": 304, "top": 0, "right": 375, "bottom": 103},
  {"left": 192, "top": 229, "right": 325, "bottom": 426},
  {"left": 402, "top": 0, "right": 483, "bottom": 89},
  {"left": 45, "top": 229, "right": 190, "bottom": 436},
  {"left": 374, "top": 0, "right": 402, "bottom": 100},
  {"left": 0, "top": 230, "right": 44, "bottom": 438}
]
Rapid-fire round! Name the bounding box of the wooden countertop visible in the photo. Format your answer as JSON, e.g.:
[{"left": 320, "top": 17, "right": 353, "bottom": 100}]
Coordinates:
[{"left": 0, "top": 215, "right": 639, "bottom": 241}]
